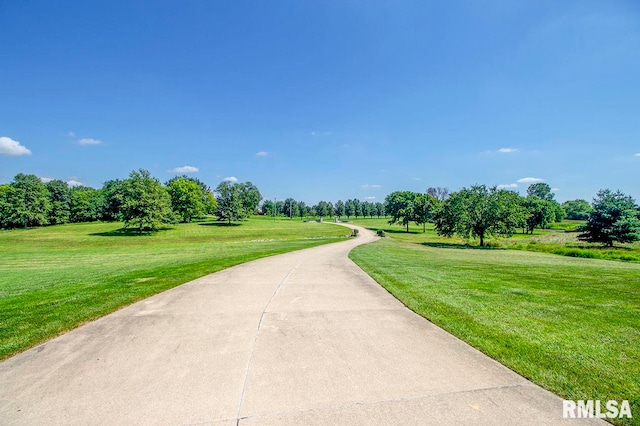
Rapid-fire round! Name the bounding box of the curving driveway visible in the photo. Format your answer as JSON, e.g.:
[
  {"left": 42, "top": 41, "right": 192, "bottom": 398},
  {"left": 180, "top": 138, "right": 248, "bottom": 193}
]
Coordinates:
[{"left": 0, "top": 225, "right": 604, "bottom": 425}]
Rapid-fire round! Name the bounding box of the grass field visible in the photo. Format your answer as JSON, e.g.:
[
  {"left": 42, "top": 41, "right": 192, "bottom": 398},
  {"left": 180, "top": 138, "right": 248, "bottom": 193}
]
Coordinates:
[
  {"left": 349, "top": 218, "right": 639, "bottom": 425},
  {"left": 0, "top": 216, "right": 349, "bottom": 360}
]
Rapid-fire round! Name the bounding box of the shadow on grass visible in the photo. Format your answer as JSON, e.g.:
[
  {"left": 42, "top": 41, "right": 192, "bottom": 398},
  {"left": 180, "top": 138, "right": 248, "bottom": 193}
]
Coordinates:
[
  {"left": 421, "top": 242, "right": 504, "bottom": 250},
  {"left": 198, "top": 222, "right": 242, "bottom": 227},
  {"left": 362, "top": 227, "right": 423, "bottom": 235},
  {"left": 90, "top": 227, "right": 173, "bottom": 237}
]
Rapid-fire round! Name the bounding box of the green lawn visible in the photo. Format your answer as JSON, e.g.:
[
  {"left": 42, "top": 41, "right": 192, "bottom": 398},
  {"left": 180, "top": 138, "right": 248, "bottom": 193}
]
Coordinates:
[
  {"left": 0, "top": 217, "right": 349, "bottom": 360},
  {"left": 348, "top": 218, "right": 639, "bottom": 425}
]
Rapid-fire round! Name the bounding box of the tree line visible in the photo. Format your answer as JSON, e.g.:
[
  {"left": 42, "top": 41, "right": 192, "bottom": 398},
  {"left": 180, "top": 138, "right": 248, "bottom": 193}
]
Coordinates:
[
  {"left": 0, "top": 170, "right": 262, "bottom": 231},
  {"left": 383, "top": 183, "right": 640, "bottom": 247},
  {"left": 260, "top": 198, "right": 386, "bottom": 221}
]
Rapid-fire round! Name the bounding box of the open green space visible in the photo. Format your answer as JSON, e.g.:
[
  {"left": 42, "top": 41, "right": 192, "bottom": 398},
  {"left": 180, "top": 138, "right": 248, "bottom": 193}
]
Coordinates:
[
  {"left": 349, "top": 218, "right": 639, "bottom": 425},
  {"left": 0, "top": 216, "right": 349, "bottom": 360}
]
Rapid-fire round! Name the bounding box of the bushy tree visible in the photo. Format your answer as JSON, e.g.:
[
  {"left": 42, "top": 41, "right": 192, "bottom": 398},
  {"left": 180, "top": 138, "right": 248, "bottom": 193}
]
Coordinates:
[
  {"left": 297, "top": 201, "right": 308, "bottom": 220},
  {"left": 121, "top": 169, "right": 173, "bottom": 232},
  {"left": 527, "top": 183, "right": 554, "bottom": 201},
  {"left": 523, "top": 196, "right": 556, "bottom": 234},
  {"left": 335, "top": 200, "right": 345, "bottom": 219},
  {"left": 239, "top": 182, "right": 262, "bottom": 215},
  {"left": 70, "top": 186, "right": 104, "bottom": 223},
  {"left": 435, "top": 185, "right": 524, "bottom": 246},
  {"left": 375, "top": 202, "right": 385, "bottom": 218},
  {"left": 345, "top": 200, "right": 355, "bottom": 219},
  {"left": 385, "top": 191, "right": 419, "bottom": 233},
  {"left": 46, "top": 180, "right": 71, "bottom": 225},
  {"left": 414, "top": 193, "right": 441, "bottom": 232},
  {"left": 578, "top": 189, "right": 640, "bottom": 247},
  {"left": 166, "top": 177, "right": 205, "bottom": 222},
  {"left": 101, "top": 179, "right": 126, "bottom": 221},
  {"left": 283, "top": 198, "right": 298, "bottom": 219},
  {"left": 262, "top": 199, "right": 276, "bottom": 216},
  {"left": 166, "top": 175, "right": 216, "bottom": 217},
  {"left": 0, "top": 174, "right": 50, "bottom": 228},
  {"left": 563, "top": 199, "right": 592, "bottom": 220}
]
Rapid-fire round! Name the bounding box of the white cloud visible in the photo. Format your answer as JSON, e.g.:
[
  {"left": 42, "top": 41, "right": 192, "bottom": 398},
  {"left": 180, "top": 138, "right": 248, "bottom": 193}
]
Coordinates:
[
  {"left": 365, "top": 196, "right": 376, "bottom": 200},
  {"left": 517, "top": 177, "right": 544, "bottom": 184},
  {"left": 255, "top": 151, "right": 269, "bottom": 157},
  {"left": 68, "top": 131, "right": 76, "bottom": 137},
  {"left": 498, "top": 147, "right": 518, "bottom": 153},
  {"left": 497, "top": 183, "right": 518, "bottom": 189},
  {"left": 635, "top": 153, "right": 640, "bottom": 157},
  {"left": 170, "top": 166, "right": 199, "bottom": 173},
  {"left": 0, "top": 136, "right": 32, "bottom": 156},
  {"left": 223, "top": 176, "right": 238, "bottom": 183},
  {"left": 361, "top": 184, "right": 381, "bottom": 189},
  {"left": 551, "top": 187, "right": 560, "bottom": 192},
  {"left": 67, "top": 180, "right": 84, "bottom": 187},
  {"left": 40, "top": 177, "right": 54, "bottom": 183},
  {"left": 413, "top": 177, "right": 422, "bottom": 181},
  {"left": 310, "top": 131, "right": 317, "bottom": 136},
  {"left": 78, "top": 138, "right": 103, "bottom": 146}
]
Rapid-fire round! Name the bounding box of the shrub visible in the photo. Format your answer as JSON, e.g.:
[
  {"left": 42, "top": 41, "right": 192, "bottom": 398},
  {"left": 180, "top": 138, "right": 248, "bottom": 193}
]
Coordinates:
[
  {"left": 351, "top": 228, "right": 359, "bottom": 237},
  {"left": 376, "top": 229, "right": 386, "bottom": 237}
]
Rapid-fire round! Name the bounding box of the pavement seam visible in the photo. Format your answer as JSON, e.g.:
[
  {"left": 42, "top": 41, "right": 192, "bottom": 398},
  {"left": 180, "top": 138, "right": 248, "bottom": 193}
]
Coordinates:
[
  {"left": 236, "top": 382, "right": 534, "bottom": 423},
  {"left": 234, "top": 256, "right": 305, "bottom": 425}
]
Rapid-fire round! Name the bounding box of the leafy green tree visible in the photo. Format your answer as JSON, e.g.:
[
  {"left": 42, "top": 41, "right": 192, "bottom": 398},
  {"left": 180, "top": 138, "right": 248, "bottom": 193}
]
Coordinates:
[
  {"left": 101, "top": 179, "right": 126, "bottom": 221},
  {"left": 239, "top": 182, "right": 262, "bottom": 215},
  {"left": 275, "top": 200, "right": 285, "bottom": 216},
  {"left": 262, "top": 199, "right": 276, "bottom": 216},
  {"left": 215, "top": 181, "right": 248, "bottom": 224},
  {"left": 283, "top": 198, "right": 298, "bottom": 219},
  {"left": 0, "top": 174, "right": 50, "bottom": 228},
  {"left": 166, "top": 175, "right": 216, "bottom": 216},
  {"left": 121, "top": 169, "right": 173, "bottom": 232},
  {"left": 316, "top": 201, "right": 331, "bottom": 218},
  {"left": 326, "top": 201, "right": 334, "bottom": 218},
  {"left": 563, "top": 199, "right": 592, "bottom": 220},
  {"left": 46, "top": 180, "right": 71, "bottom": 225},
  {"left": 354, "top": 199, "right": 363, "bottom": 219},
  {"left": 578, "top": 189, "right": 640, "bottom": 247},
  {"left": 414, "top": 193, "right": 441, "bottom": 232},
  {"left": 166, "top": 177, "right": 205, "bottom": 222},
  {"left": 297, "top": 201, "right": 308, "bottom": 220},
  {"left": 70, "top": 186, "right": 104, "bottom": 222},
  {"left": 335, "top": 200, "right": 345, "bottom": 219},
  {"left": 345, "top": 200, "right": 355, "bottom": 219},
  {"left": 385, "top": 191, "right": 419, "bottom": 233},
  {"left": 435, "top": 185, "right": 524, "bottom": 246},
  {"left": 375, "top": 202, "right": 385, "bottom": 218},
  {"left": 527, "top": 183, "right": 554, "bottom": 201},
  {"left": 523, "top": 196, "right": 556, "bottom": 234}
]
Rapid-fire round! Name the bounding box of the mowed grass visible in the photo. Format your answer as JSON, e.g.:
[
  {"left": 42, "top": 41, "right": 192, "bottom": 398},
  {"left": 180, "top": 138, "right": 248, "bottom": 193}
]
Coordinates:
[
  {"left": 0, "top": 217, "right": 349, "bottom": 360},
  {"left": 349, "top": 218, "right": 639, "bottom": 425}
]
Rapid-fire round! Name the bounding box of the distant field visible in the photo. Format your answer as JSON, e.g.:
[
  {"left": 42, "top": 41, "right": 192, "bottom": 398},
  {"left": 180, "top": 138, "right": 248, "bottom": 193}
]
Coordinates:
[
  {"left": 349, "top": 217, "right": 640, "bottom": 425},
  {"left": 0, "top": 217, "right": 349, "bottom": 360},
  {"left": 348, "top": 217, "right": 640, "bottom": 262}
]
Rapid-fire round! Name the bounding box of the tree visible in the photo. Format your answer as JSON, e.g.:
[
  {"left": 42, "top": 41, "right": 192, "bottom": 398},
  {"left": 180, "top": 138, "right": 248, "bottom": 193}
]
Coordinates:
[
  {"left": 283, "top": 198, "right": 298, "bottom": 219},
  {"left": 335, "top": 200, "right": 345, "bottom": 219},
  {"left": 435, "top": 185, "right": 524, "bottom": 246},
  {"left": 0, "top": 174, "right": 50, "bottom": 228},
  {"left": 375, "top": 202, "right": 385, "bottom": 218},
  {"left": 215, "top": 181, "right": 248, "bottom": 224},
  {"left": 385, "top": 191, "right": 419, "bottom": 233},
  {"left": 261, "top": 200, "right": 276, "bottom": 216},
  {"left": 297, "top": 201, "right": 308, "bottom": 220},
  {"left": 527, "top": 183, "right": 554, "bottom": 201},
  {"left": 239, "top": 182, "right": 262, "bottom": 215},
  {"left": 578, "top": 189, "right": 640, "bottom": 247},
  {"left": 121, "top": 169, "right": 173, "bottom": 232},
  {"left": 522, "top": 196, "right": 556, "bottom": 234},
  {"left": 101, "top": 179, "right": 125, "bottom": 221},
  {"left": 46, "top": 180, "right": 71, "bottom": 225},
  {"left": 345, "top": 200, "right": 355, "bottom": 219},
  {"left": 563, "top": 199, "right": 592, "bottom": 220},
  {"left": 166, "top": 175, "right": 216, "bottom": 216},
  {"left": 166, "top": 177, "right": 205, "bottom": 222},
  {"left": 70, "top": 186, "right": 104, "bottom": 222},
  {"left": 414, "top": 194, "right": 441, "bottom": 232}
]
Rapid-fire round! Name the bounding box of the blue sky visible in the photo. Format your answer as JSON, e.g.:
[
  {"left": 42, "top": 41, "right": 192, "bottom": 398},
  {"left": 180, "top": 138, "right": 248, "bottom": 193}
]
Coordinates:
[{"left": 1, "top": 1, "right": 639, "bottom": 204}]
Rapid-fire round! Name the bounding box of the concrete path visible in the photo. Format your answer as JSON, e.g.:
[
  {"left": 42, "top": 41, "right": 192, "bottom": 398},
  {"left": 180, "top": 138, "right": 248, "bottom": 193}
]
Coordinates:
[{"left": 0, "top": 225, "right": 604, "bottom": 425}]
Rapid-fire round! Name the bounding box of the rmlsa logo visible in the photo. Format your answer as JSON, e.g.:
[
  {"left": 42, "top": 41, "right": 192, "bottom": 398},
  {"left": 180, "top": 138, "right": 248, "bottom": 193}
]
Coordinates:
[{"left": 563, "top": 400, "right": 633, "bottom": 419}]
